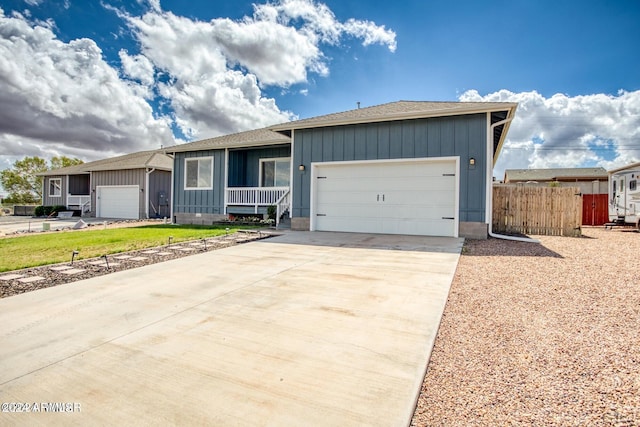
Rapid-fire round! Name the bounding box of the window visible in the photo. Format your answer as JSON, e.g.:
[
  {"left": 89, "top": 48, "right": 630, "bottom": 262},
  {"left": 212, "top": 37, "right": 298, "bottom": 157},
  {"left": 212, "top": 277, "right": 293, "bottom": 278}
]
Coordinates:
[
  {"left": 631, "top": 180, "right": 637, "bottom": 191},
  {"left": 260, "top": 158, "right": 290, "bottom": 187},
  {"left": 49, "top": 178, "right": 62, "bottom": 197},
  {"left": 185, "top": 157, "right": 213, "bottom": 190}
]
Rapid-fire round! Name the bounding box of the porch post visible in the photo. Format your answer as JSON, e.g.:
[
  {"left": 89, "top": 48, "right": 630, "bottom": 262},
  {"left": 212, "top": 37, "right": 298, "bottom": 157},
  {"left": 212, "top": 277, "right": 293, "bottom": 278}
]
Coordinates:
[
  {"left": 224, "top": 148, "right": 229, "bottom": 215},
  {"left": 289, "top": 130, "right": 295, "bottom": 218}
]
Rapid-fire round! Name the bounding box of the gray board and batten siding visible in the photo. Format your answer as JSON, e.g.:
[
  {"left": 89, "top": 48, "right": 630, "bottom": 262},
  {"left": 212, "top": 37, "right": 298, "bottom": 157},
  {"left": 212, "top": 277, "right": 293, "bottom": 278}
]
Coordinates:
[
  {"left": 173, "top": 150, "right": 226, "bottom": 216},
  {"left": 291, "top": 113, "right": 488, "bottom": 223},
  {"left": 173, "top": 146, "right": 292, "bottom": 217},
  {"left": 91, "top": 169, "right": 171, "bottom": 219},
  {"left": 227, "top": 144, "right": 291, "bottom": 187}
]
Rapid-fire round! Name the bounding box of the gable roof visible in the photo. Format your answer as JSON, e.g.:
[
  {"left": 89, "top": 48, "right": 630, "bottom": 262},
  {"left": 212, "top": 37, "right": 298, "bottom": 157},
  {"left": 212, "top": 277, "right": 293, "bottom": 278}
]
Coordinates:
[
  {"left": 167, "top": 128, "right": 290, "bottom": 153},
  {"left": 270, "top": 100, "right": 517, "bottom": 164},
  {"left": 504, "top": 167, "right": 608, "bottom": 182},
  {"left": 39, "top": 150, "right": 173, "bottom": 176},
  {"left": 269, "top": 100, "right": 518, "bottom": 131}
]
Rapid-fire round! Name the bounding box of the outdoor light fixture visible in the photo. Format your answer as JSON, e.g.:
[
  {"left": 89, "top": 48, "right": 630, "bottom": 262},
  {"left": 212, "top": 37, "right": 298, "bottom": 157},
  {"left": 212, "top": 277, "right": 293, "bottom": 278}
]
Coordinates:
[
  {"left": 298, "top": 164, "right": 305, "bottom": 171},
  {"left": 102, "top": 254, "right": 110, "bottom": 269},
  {"left": 168, "top": 236, "right": 173, "bottom": 246},
  {"left": 469, "top": 157, "right": 476, "bottom": 166},
  {"left": 70, "top": 250, "right": 79, "bottom": 265}
]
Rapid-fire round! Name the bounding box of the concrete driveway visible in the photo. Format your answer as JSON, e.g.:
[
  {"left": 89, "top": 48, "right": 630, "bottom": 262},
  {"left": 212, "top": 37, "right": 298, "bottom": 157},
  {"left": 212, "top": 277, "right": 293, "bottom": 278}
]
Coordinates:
[{"left": 0, "top": 232, "right": 462, "bottom": 426}]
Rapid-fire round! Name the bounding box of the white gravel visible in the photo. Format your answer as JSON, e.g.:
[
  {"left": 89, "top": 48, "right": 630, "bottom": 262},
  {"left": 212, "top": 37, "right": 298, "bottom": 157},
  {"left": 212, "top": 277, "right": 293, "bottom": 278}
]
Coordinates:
[{"left": 411, "top": 227, "right": 640, "bottom": 427}]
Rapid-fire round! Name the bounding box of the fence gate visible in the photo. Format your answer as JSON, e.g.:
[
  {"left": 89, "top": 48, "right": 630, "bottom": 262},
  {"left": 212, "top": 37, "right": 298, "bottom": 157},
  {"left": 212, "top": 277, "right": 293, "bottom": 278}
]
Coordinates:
[
  {"left": 582, "top": 194, "right": 608, "bottom": 226},
  {"left": 493, "top": 185, "right": 582, "bottom": 237}
]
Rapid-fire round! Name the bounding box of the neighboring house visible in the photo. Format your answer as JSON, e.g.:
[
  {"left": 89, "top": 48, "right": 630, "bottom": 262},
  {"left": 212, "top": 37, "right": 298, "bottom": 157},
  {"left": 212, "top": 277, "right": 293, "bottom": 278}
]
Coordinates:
[
  {"left": 168, "top": 100, "right": 518, "bottom": 239},
  {"left": 502, "top": 167, "right": 609, "bottom": 226},
  {"left": 503, "top": 167, "right": 608, "bottom": 194},
  {"left": 39, "top": 150, "right": 173, "bottom": 220}
]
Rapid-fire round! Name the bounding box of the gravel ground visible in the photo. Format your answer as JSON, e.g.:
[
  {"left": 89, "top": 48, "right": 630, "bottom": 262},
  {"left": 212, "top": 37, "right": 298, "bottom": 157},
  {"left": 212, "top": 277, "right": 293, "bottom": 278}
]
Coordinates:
[
  {"left": 0, "top": 229, "right": 273, "bottom": 298},
  {"left": 411, "top": 226, "right": 640, "bottom": 427}
]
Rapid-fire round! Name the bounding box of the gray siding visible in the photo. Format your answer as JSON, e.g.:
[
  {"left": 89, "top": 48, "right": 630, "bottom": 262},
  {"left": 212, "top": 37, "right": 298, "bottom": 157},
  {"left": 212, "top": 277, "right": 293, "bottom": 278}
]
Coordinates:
[
  {"left": 68, "top": 174, "right": 90, "bottom": 195},
  {"left": 42, "top": 175, "right": 68, "bottom": 207},
  {"left": 148, "top": 170, "right": 172, "bottom": 218},
  {"left": 173, "top": 150, "right": 226, "bottom": 215},
  {"left": 228, "top": 145, "right": 291, "bottom": 187},
  {"left": 292, "top": 113, "right": 488, "bottom": 222},
  {"left": 92, "top": 169, "right": 146, "bottom": 218}
]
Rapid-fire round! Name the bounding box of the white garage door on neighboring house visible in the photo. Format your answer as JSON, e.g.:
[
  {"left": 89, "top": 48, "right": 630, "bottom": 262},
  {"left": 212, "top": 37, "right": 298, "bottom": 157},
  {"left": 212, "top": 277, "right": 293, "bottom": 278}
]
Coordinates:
[
  {"left": 311, "top": 158, "right": 459, "bottom": 237},
  {"left": 96, "top": 186, "right": 140, "bottom": 219}
]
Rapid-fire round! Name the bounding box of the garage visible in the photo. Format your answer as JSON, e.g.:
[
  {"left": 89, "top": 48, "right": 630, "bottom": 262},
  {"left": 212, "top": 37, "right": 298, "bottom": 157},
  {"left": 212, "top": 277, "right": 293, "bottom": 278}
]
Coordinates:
[
  {"left": 311, "top": 158, "right": 459, "bottom": 237},
  {"left": 96, "top": 185, "right": 140, "bottom": 219}
]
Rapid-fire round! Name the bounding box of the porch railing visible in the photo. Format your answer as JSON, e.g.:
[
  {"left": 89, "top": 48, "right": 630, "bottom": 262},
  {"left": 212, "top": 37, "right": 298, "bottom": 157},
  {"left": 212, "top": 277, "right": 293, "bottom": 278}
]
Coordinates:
[
  {"left": 67, "top": 194, "right": 91, "bottom": 214},
  {"left": 226, "top": 187, "right": 289, "bottom": 213},
  {"left": 275, "top": 190, "right": 290, "bottom": 228}
]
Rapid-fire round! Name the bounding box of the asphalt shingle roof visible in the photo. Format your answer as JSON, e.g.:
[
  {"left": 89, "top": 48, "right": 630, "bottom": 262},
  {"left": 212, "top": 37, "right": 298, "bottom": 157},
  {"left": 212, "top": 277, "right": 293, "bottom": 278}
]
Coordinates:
[
  {"left": 270, "top": 100, "right": 518, "bottom": 131},
  {"left": 166, "top": 128, "right": 290, "bottom": 153},
  {"left": 39, "top": 150, "right": 173, "bottom": 176}
]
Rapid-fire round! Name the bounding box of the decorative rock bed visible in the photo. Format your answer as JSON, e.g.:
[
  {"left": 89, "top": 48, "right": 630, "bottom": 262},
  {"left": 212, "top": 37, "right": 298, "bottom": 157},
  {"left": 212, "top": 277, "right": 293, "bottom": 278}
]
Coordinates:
[{"left": 0, "top": 230, "right": 273, "bottom": 299}]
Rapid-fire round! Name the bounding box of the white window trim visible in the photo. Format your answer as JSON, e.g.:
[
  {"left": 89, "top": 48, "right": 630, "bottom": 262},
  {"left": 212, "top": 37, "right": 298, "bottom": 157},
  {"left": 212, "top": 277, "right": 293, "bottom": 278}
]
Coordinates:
[
  {"left": 259, "top": 157, "right": 291, "bottom": 187},
  {"left": 184, "top": 157, "right": 214, "bottom": 190},
  {"left": 49, "top": 178, "right": 62, "bottom": 197}
]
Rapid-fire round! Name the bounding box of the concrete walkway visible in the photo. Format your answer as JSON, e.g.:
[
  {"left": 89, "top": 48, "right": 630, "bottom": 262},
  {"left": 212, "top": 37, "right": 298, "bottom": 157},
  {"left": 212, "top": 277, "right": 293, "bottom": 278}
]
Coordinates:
[{"left": 0, "top": 232, "right": 462, "bottom": 426}]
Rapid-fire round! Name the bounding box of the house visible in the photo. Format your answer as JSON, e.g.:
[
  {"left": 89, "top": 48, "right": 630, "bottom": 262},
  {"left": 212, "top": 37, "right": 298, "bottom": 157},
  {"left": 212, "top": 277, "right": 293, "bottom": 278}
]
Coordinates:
[
  {"left": 168, "top": 100, "right": 518, "bottom": 239},
  {"left": 502, "top": 167, "right": 609, "bottom": 226},
  {"left": 503, "top": 167, "right": 608, "bottom": 194},
  {"left": 39, "top": 150, "right": 173, "bottom": 220}
]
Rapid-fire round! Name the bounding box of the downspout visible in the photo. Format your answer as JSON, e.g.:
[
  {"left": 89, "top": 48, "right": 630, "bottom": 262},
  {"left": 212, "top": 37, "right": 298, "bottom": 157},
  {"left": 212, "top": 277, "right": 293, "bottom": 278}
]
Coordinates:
[
  {"left": 145, "top": 168, "right": 155, "bottom": 219},
  {"left": 487, "top": 114, "right": 540, "bottom": 243}
]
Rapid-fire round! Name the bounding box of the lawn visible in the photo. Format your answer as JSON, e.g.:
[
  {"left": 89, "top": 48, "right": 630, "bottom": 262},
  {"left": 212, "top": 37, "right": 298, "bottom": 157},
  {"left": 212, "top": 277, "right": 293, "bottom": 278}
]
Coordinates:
[{"left": 0, "top": 224, "right": 257, "bottom": 272}]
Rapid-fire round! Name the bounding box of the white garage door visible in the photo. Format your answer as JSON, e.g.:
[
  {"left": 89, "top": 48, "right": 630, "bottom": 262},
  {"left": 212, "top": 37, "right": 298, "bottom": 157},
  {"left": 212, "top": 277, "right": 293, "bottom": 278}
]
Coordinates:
[
  {"left": 312, "top": 158, "right": 458, "bottom": 237},
  {"left": 96, "top": 186, "right": 140, "bottom": 219}
]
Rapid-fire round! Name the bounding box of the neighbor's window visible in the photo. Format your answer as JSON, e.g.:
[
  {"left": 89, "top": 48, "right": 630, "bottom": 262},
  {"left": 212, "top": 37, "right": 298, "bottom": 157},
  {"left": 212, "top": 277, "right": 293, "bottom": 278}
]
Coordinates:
[
  {"left": 185, "top": 157, "right": 213, "bottom": 190},
  {"left": 630, "top": 180, "right": 637, "bottom": 191},
  {"left": 260, "top": 158, "right": 290, "bottom": 187},
  {"left": 49, "top": 178, "right": 62, "bottom": 197}
]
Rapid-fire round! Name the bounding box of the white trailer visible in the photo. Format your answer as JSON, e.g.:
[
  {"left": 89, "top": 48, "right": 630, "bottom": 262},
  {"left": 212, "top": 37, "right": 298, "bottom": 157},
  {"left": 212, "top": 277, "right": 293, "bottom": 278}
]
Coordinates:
[{"left": 608, "top": 162, "right": 640, "bottom": 229}]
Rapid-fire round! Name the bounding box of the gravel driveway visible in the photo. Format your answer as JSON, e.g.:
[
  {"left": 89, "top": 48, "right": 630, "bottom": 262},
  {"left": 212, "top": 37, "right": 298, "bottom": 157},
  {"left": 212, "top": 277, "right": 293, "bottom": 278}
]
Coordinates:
[{"left": 411, "top": 227, "right": 639, "bottom": 426}]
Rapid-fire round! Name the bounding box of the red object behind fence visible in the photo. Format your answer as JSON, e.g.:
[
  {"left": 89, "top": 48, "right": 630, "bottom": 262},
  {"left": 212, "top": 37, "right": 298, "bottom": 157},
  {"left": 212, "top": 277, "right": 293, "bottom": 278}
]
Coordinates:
[{"left": 582, "top": 194, "right": 609, "bottom": 226}]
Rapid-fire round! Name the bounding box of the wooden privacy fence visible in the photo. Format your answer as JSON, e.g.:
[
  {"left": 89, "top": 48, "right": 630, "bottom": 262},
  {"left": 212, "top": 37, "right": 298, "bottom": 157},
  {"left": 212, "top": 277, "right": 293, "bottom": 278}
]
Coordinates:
[{"left": 493, "top": 185, "right": 582, "bottom": 237}]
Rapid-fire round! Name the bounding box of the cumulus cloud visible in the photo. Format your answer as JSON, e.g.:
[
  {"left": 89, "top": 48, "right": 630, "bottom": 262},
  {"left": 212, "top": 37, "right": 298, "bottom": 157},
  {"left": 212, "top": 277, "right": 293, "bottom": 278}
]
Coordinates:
[
  {"left": 0, "top": 8, "right": 175, "bottom": 166},
  {"left": 116, "top": 0, "right": 397, "bottom": 138},
  {"left": 0, "top": 0, "right": 397, "bottom": 182},
  {"left": 460, "top": 89, "right": 640, "bottom": 179}
]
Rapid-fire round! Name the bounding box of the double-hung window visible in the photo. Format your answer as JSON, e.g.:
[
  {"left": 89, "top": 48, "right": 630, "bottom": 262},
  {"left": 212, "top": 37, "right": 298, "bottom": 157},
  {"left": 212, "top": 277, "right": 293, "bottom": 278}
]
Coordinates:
[
  {"left": 49, "top": 178, "right": 62, "bottom": 197},
  {"left": 185, "top": 157, "right": 213, "bottom": 190},
  {"left": 260, "top": 158, "right": 290, "bottom": 187}
]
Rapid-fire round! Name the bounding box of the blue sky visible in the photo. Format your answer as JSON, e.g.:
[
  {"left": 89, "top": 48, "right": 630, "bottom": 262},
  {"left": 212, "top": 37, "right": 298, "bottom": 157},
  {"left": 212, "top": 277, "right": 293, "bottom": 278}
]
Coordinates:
[{"left": 0, "top": 0, "right": 639, "bottom": 191}]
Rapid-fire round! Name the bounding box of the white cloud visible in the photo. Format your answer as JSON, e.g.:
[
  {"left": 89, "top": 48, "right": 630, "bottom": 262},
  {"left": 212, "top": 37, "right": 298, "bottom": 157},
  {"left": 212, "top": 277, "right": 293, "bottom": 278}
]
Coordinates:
[
  {"left": 0, "top": 0, "right": 397, "bottom": 175},
  {"left": 460, "top": 89, "right": 640, "bottom": 179},
  {"left": 119, "top": 49, "right": 155, "bottom": 87},
  {"left": 117, "top": 0, "right": 396, "bottom": 138},
  {"left": 0, "top": 9, "right": 175, "bottom": 166}
]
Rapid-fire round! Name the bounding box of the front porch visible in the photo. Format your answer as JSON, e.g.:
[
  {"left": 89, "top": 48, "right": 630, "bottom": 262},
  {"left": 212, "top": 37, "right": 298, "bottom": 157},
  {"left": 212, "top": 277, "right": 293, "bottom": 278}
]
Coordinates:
[
  {"left": 226, "top": 187, "right": 290, "bottom": 226},
  {"left": 66, "top": 194, "right": 91, "bottom": 215}
]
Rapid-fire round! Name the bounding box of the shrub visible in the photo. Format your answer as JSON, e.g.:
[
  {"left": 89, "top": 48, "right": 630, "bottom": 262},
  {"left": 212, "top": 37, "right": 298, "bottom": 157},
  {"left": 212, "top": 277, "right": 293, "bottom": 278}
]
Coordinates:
[
  {"left": 35, "top": 205, "right": 68, "bottom": 217},
  {"left": 267, "top": 205, "right": 277, "bottom": 220}
]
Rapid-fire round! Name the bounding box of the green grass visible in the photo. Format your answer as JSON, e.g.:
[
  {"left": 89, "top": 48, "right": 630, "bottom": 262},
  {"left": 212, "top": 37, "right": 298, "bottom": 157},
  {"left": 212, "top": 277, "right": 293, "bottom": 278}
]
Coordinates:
[{"left": 0, "top": 224, "right": 258, "bottom": 272}]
